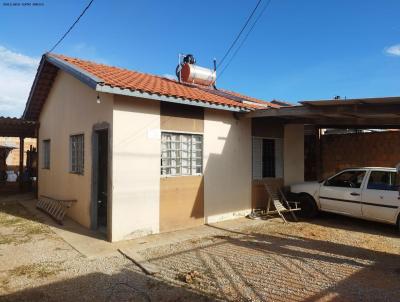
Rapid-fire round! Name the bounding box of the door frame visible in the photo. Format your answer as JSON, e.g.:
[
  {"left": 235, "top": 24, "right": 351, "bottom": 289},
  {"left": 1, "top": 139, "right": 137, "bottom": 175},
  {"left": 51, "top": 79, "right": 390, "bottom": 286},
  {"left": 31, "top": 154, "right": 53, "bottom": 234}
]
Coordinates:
[{"left": 91, "top": 122, "right": 112, "bottom": 240}]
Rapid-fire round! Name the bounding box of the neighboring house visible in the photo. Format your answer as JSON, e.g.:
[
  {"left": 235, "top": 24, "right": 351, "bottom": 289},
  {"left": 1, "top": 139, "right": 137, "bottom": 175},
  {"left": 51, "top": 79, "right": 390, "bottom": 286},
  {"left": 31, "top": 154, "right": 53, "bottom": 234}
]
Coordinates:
[
  {"left": 0, "top": 146, "right": 14, "bottom": 176},
  {"left": 0, "top": 137, "right": 36, "bottom": 170},
  {"left": 23, "top": 54, "right": 304, "bottom": 242}
]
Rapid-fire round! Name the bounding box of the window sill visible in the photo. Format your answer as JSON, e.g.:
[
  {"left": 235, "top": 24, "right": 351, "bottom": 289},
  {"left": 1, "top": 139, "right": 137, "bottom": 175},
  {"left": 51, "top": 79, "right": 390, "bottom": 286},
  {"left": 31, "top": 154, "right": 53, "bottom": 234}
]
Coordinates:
[
  {"left": 161, "top": 174, "right": 203, "bottom": 178},
  {"left": 69, "top": 171, "right": 84, "bottom": 176}
]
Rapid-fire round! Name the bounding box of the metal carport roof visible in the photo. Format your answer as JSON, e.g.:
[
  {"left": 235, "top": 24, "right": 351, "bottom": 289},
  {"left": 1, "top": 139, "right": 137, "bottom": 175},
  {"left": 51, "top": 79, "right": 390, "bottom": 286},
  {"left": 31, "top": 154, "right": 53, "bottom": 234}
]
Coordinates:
[{"left": 247, "top": 97, "right": 400, "bottom": 128}]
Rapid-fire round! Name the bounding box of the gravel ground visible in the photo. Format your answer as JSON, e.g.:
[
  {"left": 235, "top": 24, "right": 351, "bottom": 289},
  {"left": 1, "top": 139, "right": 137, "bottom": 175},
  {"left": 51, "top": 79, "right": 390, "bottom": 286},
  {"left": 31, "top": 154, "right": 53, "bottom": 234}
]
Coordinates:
[
  {"left": 140, "top": 215, "right": 400, "bottom": 302},
  {"left": 0, "top": 199, "right": 211, "bottom": 302},
  {"left": 1, "top": 196, "right": 400, "bottom": 301}
]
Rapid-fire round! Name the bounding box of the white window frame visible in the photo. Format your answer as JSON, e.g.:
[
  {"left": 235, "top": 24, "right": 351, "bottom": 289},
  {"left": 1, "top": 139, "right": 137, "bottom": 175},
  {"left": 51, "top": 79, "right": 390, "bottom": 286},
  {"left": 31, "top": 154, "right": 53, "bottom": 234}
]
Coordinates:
[
  {"left": 161, "top": 131, "right": 203, "bottom": 177},
  {"left": 252, "top": 136, "right": 283, "bottom": 180},
  {"left": 42, "top": 139, "right": 50, "bottom": 169},
  {"left": 70, "top": 134, "right": 84, "bottom": 175}
]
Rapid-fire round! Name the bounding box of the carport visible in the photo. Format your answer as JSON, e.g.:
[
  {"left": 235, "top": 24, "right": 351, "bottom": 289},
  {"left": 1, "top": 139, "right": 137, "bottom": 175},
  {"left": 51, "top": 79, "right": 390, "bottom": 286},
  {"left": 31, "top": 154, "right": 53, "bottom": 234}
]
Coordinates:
[
  {"left": 0, "top": 117, "right": 38, "bottom": 191},
  {"left": 248, "top": 97, "right": 400, "bottom": 180}
]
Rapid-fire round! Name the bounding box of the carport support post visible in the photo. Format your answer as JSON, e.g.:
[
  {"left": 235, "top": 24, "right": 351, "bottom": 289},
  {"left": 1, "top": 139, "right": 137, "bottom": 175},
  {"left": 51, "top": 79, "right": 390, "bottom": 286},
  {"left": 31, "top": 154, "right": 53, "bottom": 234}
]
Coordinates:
[
  {"left": 19, "top": 137, "right": 24, "bottom": 191},
  {"left": 35, "top": 126, "right": 39, "bottom": 199},
  {"left": 283, "top": 124, "right": 305, "bottom": 185},
  {"left": 316, "top": 128, "right": 322, "bottom": 180}
]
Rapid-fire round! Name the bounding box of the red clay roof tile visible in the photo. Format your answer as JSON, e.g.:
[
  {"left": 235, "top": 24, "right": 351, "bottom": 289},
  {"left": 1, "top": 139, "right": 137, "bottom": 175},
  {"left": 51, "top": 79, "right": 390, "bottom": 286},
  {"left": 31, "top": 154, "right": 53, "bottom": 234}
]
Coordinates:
[{"left": 50, "top": 54, "right": 279, "bottom": 110}]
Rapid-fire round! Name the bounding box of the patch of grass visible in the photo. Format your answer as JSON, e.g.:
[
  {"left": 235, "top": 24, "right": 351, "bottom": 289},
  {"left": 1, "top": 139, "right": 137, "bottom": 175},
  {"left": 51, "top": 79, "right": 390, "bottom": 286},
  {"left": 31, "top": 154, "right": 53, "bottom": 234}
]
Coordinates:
[
  {"left": 0, "top": 277, "right": 10, "bottom": 292},
  {"left": 8, "top": 262, "right": 64, "bottom": 279},
  {"left": 0, "top": 234, "right": 23, "bottom": 245},
  {"left": 0, "top": 203, "right": 33, "bottom": 226},
  {"left": 0, "top": 213, "right": 25, "bottom": 227},
  {"left": 15, "top": 221, "right": 51, "bottom": 236},
  {"left": 0, "top": 202, "right": 52, "bottom": 245}
]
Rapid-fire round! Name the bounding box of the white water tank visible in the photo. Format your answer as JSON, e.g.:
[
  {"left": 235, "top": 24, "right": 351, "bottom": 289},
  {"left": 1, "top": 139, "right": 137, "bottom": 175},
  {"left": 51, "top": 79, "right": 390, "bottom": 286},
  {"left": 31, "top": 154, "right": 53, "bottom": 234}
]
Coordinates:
[{"left": 181, "top": 63, "right": 216, "bottom": 86}]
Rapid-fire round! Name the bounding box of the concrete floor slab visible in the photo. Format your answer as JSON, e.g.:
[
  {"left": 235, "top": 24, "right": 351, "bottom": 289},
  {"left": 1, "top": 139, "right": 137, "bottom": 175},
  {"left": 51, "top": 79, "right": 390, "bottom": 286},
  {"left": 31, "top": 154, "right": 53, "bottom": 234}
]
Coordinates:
[
  {"left": 19, "top": 199, "right": 117, "bottom": 258},
  {"left": 18, "top": 196, "right": 283, "bottom": 259}
]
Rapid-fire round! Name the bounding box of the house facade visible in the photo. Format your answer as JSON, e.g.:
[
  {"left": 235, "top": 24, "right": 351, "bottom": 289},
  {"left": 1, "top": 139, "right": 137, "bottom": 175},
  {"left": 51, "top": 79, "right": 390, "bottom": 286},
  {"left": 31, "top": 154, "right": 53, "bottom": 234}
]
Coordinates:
[{"left": 23, "top": 54, "right": 304, "bottom": 242}]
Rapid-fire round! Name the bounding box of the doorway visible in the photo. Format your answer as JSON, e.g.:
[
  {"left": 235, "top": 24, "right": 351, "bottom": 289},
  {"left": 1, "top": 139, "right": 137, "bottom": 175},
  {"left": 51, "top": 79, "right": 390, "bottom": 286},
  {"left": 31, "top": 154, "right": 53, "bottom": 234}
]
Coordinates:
[{"left": 95, "top": 129, "right": 108, "bottom": 233}]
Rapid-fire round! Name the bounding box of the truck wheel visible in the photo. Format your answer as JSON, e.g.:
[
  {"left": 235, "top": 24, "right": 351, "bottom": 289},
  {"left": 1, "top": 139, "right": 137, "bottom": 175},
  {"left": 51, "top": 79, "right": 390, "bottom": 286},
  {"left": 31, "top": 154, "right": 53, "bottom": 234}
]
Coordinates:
[{"left": 298, "top": 194, "right": 318, "bottom": 219}]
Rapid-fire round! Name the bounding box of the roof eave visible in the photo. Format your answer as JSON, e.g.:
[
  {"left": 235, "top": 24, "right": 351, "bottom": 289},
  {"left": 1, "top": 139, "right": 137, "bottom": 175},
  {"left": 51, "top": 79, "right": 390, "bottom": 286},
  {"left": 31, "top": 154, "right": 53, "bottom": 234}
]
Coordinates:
[
  {"left": 23, "top": 54, "right": 103, "bottom": 120},
  {"left": 22, "top": 55, "right": 46, "bottom": 119},
  {"left": 45, "top": 54, "right": 101, "bottom": 89},
  {"left": 96, "top": 84, "right": 252, "bottom": 113}
]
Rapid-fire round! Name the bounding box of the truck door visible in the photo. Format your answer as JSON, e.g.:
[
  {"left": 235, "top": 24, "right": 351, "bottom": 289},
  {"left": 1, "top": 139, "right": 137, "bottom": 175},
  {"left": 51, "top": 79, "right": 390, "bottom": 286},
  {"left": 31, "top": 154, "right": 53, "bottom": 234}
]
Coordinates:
[
  {"left": 362, "top": 170, "right": 399, "bottom": 223},
  {"left": 319, "top": 170, "right": 365, "bottom": 217}
]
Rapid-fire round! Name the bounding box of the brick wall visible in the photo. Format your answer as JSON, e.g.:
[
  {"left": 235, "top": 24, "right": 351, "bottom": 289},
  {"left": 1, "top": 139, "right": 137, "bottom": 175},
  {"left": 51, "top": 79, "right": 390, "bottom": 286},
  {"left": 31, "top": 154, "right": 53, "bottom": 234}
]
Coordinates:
[{"left": 320, "top": 131, "right": 400, "bottom": 178}]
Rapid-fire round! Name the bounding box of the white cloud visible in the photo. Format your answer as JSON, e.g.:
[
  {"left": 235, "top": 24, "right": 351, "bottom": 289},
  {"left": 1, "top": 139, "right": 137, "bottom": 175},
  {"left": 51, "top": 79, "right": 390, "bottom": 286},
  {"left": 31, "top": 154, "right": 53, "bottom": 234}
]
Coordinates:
[
  {"left": 162, "top": 73, "right": 177, "bottom": 80},
  {"left": 384, "top": 44, "right": 400, "bottom": 56},
  {"left": 69, "top": 42, "right": 108, "bottom": 64},
  {"left": 0, "top": 46, "right": 39, "bottom": 117}
]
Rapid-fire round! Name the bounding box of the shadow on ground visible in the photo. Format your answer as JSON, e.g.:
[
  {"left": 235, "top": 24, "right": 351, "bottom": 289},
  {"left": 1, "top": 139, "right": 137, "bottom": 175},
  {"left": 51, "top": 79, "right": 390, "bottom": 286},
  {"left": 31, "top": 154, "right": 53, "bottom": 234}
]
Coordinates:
[
  {"left": 1, "top": 268, "right": 214, "bottom": 302},
  {"left": 308, "top": 211, "right": 400, "bottom": 238},
  {"left": 144, "top": 222, "right": 400, "bottom": 301},
  {"left": 2, "top": 192, "right": 400, "bottom": 301}
]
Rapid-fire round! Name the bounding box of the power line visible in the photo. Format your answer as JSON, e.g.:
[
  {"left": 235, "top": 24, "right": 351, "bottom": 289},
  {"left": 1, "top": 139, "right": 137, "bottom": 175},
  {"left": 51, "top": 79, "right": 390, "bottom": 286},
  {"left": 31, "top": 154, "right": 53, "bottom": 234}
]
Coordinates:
[
  {"left": 218, "top": 0, "right": 272, "bottom": 80},
  {"left": 217, "top": 0, "right": 262, "bottom": 69},
  {"left": 48, "top": 0, "right": 95, "bottom": 53}
]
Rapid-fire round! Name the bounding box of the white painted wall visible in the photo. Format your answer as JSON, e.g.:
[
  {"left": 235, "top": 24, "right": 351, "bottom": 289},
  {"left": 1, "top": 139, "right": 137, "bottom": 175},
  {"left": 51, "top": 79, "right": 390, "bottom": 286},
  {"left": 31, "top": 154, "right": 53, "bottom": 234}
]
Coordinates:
[
  {"left": 283, "top": 124, "right": 304, "bottom": 185},
  {"left": 38, "top": 71, "right": 113, "bottom": 228},
  {"left": 203, "top": 109, "right": 252, "bottom": 223},
  {"left": 112, "top": 95, "right": 160, "bottom": 241}
]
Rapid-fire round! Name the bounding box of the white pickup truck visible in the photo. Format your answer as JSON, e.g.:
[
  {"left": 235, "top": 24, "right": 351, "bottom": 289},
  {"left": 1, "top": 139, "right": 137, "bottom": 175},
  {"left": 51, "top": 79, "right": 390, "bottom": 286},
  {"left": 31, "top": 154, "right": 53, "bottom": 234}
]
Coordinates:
[{"left": 290, "top": 167, "right": 400, "bottom": 231}]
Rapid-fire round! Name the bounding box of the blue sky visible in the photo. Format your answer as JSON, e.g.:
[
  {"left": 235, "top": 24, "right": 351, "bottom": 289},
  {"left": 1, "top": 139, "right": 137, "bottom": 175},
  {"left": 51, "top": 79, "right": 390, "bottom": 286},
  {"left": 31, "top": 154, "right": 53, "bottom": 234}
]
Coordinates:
[{"left": 1, "top": 0, "right": 400, "bottom": 117}]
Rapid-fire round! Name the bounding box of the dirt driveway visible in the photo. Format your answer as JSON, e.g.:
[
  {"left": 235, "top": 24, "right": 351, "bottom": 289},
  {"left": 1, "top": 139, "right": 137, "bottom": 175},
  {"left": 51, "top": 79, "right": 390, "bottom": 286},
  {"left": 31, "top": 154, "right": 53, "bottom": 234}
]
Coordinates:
[{"left": 1, "top": 196, "right": 400, "bottom": 301}]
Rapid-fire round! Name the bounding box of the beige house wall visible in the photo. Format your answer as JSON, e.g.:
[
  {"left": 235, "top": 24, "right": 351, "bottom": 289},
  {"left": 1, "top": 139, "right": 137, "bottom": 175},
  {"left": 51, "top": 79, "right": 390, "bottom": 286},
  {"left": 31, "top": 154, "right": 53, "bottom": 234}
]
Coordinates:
[
  {"left": 38, "top": 71, "right": 113, "bottom": 228},
  {"left": 37, "top": 70, "right": 307, "bottom": 241},
  {"left": 203, "top": 109, "right": 252, "bottom": 223},
  {"left": 112, "top": 95, "right": 160, "bottom": 242},
  {"left": 283, "top": 124, "right": 304, "bottom": 185}
]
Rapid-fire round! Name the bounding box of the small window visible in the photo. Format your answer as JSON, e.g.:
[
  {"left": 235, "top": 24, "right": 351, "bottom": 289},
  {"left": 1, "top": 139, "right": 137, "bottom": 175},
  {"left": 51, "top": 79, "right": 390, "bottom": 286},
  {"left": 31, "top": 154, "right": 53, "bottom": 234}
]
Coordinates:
[
  {"left": 324, "top": 170, "right": 366, "bottom": 188},
  {"left": 42, "top": 139, "right": 50, "bottom": 169},
  {"left": 262, "top": 139, "right": 276, "bottom": 178},
  {"left": 252, "top": 137, "right": 283, "bottom": 179},
  {"left": 161, "top": 132, "right": 203, "bottom": 176},
  {"left": 367, "top": 171, "right": 398, "bottom": 191},
  {"left": 70, "top": 134, "right": 84, "bottom": 174}
]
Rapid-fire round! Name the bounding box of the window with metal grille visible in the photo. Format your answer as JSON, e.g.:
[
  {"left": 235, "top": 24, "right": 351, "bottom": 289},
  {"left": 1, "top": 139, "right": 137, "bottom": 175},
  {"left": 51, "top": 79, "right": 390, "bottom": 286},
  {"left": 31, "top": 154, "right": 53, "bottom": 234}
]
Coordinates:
[
  {"left": 70, "top": 134, "right": 84, "bottom": 174},
  {"left": 42, "top": 139, "right": 50, "bottom": 169},
  {"left": 161, "top": 132, "right": 203, "bottom": 176}
]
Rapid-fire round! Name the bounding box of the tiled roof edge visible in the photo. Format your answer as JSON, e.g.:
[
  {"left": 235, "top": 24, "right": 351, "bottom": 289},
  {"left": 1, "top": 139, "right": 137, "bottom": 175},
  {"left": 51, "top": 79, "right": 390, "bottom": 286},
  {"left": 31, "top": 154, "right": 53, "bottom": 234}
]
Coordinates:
[
  {"left": 97, "top": 84, "right": 251, "bottom": 112},
  {"left": 46, "top": 54, "right": 102, "bottom": 89}
]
